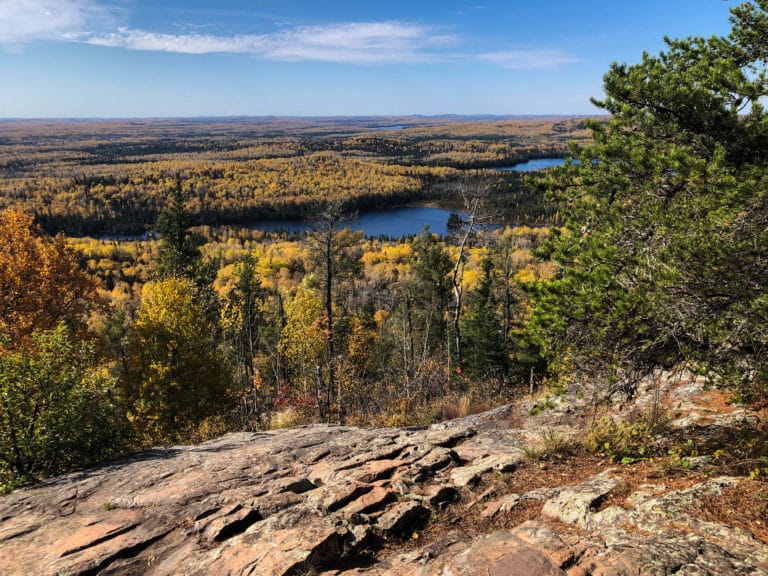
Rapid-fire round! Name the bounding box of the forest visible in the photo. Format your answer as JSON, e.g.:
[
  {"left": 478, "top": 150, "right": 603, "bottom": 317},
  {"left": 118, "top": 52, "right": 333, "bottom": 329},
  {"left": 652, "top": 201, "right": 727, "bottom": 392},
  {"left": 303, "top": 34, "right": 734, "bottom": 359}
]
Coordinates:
[
  {"left": 2, "top": 0, "right": 768, "bottom": 492},
  {"left": 0, "top": 116, "right": 571, "bottom": 488},
  {"left": 0, "top": 116, "right": 588, "bottom": 234}
]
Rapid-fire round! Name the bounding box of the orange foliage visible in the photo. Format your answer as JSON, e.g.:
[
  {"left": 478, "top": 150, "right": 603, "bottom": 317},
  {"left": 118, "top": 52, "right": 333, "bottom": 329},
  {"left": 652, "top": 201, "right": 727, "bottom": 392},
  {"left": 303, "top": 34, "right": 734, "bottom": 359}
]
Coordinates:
[{"left": 0, "top": 209, "right": 95, "bottom": 349}]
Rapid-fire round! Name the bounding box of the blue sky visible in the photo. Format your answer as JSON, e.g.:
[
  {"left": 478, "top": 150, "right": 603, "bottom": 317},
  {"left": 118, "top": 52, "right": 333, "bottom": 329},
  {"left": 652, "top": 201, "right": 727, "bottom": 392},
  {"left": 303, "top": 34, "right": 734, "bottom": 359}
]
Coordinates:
[{"left": 0, "top": 0, "right": 740, "bottom": 118}]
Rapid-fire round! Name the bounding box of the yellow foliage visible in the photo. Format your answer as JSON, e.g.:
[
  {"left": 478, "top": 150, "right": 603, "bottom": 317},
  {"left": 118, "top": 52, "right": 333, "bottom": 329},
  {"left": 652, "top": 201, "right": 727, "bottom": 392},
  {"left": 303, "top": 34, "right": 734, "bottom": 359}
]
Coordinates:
[
  {"left": 279, "top": 279, "right": 324, "bottom": 389},
  {"left": 373, "top": 309, "right": 390, "bottom": 327},
  {"left": 0, "top": 209, "right": 96, "bottom": 349}
]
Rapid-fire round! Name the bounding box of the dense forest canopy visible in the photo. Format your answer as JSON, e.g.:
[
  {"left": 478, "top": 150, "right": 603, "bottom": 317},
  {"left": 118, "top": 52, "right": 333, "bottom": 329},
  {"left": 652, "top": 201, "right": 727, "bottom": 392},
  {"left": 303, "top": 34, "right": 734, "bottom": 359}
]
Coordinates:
[
  {"left": 2, "top": 1, "right": 768, "bottom": 492},
  {"left": 0, "top": 116, "right": 589, "bottom": 234},
  {"left": 0, "top": 115, "right": 563, "bottom": 481}
]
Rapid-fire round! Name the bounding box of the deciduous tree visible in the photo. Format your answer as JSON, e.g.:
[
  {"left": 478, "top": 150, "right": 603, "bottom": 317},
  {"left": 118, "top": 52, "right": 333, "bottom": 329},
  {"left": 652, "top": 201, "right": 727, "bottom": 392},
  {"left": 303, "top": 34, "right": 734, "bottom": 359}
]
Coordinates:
[
  {"left": 0, "top": 324, "right": 122, "bottom": 485},
  {"left": 0, "top": 210, "right": 95, "bottom": 350},
  {"left": 125, "top": 277, "right": 232, "bottom": 443}
]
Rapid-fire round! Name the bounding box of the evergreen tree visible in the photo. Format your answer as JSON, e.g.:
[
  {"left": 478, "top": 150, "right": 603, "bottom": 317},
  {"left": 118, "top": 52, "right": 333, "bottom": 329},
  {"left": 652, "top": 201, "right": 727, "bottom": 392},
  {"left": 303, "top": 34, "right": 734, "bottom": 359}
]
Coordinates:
[
  {"left": 461, "top": 258, "right": 508, "bottom": 379},
  {"left": 156, "top": 174, "right": 203, "bottom": 281},
  {"left": 305, "top": 201, "right": 363, "bottom": 422},
  {"left": 155, "top": 173, "right": 220, "bottom": 326},
  {"left": 409, "top": 227, "right": 452, "bottom": 359},
  {"left": 529, "top": 1, "right": 768, "bottom": 398}
]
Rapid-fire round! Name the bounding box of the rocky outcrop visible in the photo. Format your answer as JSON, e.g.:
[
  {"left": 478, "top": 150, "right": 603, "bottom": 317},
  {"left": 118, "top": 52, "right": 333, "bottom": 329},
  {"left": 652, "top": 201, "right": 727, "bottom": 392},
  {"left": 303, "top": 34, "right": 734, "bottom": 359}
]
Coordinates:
[{"left": 1, "top": 374, "right": 766, "bottom": 575}]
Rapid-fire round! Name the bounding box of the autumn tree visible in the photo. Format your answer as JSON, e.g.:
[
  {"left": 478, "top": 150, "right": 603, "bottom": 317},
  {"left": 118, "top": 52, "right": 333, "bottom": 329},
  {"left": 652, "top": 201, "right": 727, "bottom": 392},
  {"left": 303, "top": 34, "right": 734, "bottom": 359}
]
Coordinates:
[
  {"left": 125, "top": 277, "right": 232, "bottom": 443},
  {"left": 222, "top": 254, "right": 269, "bottom": 428},
  {"left": 0, "top": 209, "right": 95, "bottom": 349},
  {"left": 278, "top": 275, "right": 325, "bottom": 417}
]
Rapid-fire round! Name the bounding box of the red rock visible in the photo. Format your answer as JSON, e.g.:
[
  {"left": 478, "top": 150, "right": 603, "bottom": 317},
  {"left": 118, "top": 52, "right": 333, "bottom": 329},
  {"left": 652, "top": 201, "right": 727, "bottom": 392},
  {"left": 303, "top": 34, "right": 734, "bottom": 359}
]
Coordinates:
[
  {"left": 343, "top": 486, "right": 395, "bottom": 515},
  {"left": 426, "top": 484, "right": 459, "bottom": 507},
  {"left": 377, "top": 501, "right": 429, "bottom": 537},
  {"left": 353, "top": 459, "right": 409, "bottom": 484},
  {"left": 196, "top": 503, "right": 262, "bottom": 542},
  {"left": 52, "top": 515, "right": 140, "bottom": 557},
  {"left": 427, "top": 531, "right": 565, "bottom": 576},
  {"left": 306, "top": 482, "right": 373, "bottom": 513},
  {"left": 206, "top": 525, "right": 346, "bottom": 576}
]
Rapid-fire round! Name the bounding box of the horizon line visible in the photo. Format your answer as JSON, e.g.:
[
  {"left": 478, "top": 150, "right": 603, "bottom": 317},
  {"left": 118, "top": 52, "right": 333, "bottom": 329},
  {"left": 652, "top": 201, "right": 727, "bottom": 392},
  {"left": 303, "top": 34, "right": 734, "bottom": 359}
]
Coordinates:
[{"left": 0, "top": 113, "right": 603, "bottom": 122}]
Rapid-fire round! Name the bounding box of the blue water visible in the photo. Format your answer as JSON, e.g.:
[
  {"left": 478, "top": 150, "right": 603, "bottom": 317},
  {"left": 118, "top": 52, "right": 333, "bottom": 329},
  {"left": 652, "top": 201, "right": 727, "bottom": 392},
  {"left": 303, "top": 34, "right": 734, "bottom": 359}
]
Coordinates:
[
  {"left": 251, "top": 207, "right": 464, "bottom": 238},
  {"left": 492, "top": 158, "right": 567, "bottom": 172},
  {"left": 99, "top": 231, "right": 155, "bottom": 242},
  {"left": 95, "top": 207, "right": 466, "bottom": 242}
]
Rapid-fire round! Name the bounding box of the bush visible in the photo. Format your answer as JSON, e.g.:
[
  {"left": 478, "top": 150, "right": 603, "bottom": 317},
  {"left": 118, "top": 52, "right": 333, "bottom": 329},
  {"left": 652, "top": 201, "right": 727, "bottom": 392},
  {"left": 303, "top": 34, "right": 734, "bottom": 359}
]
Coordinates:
[
  {"left": 586, "top": 414, "right": 664, "bottom": 464},
  {"left": 0, "top": 324, "right": 125, "bottom": 487}
]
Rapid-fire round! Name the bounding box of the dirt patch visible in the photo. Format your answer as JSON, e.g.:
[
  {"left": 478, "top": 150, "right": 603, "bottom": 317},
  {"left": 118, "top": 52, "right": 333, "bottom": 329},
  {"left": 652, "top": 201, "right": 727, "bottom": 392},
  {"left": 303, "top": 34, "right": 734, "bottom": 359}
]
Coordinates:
[
  {"left": 379, "top": 452, "right": 729, "bottom": 561},
  {"left": 597, "top": 460, "right": 708, "bottom": 510},
  {"left": 691, "top": 480, "right": 768, "bottom": 544}
]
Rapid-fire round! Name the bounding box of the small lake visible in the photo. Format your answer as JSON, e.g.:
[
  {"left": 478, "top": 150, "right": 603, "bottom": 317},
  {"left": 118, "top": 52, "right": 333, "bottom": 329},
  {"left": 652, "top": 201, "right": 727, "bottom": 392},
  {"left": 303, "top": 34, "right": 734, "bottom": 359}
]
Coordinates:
[
  {"left": 249, "top": 207, "right": 463, "bottom": 238},
  {"left": 492, "top": 158, "right": 567, "bottom": 172},
  {"left": 96, "top": 207, "right": 467, "bottom": 242}
]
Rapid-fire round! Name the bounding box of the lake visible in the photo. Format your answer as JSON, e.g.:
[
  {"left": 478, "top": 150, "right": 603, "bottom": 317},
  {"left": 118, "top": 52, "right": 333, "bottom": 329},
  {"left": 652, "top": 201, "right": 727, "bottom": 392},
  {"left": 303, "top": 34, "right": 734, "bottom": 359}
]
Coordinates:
[
  {"left": 492, "top": 158, "right": 567, "bottom": 172},
  {"left": 97, "top": 207, "right": 468, "bottom": 242},
  {"left": 249, "top": 207, "right": 464, "bottom": 238}
]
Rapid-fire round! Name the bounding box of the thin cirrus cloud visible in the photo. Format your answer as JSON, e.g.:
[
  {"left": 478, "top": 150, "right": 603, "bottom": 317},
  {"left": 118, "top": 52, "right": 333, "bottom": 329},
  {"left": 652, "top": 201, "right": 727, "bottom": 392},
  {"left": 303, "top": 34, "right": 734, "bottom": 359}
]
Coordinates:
[
  {"left": 0, "top": 0, "right": 111, "bottom": 43},
  {"left": 85, "top": 22, "right": 457, "bottom": 64},
  {"left": 0, "top": 0, "right": 578, "bottom": 69},
  {"left": 85, "top": 28, "right": 579, "bottom": 69},
  {"left": 479, "top": 50, "right": 581, "bottom": 69}
]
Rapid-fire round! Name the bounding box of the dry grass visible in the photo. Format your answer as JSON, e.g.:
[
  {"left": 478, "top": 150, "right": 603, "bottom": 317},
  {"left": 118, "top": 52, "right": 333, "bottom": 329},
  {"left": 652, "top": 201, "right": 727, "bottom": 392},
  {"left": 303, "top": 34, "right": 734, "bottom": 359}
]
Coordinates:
[
  {"left": 269, "top": 407, "right": 310, "bottom": 430},
  {"left": 436, "top": 394, "right": 500, "bottom": 421}
]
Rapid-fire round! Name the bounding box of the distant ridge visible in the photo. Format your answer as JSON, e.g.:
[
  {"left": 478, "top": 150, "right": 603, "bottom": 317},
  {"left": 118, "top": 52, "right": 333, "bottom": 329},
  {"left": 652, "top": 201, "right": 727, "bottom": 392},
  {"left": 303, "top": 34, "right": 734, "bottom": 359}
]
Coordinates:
[{"left": 0, "top": 113, "right": 602, "bottom": 123}]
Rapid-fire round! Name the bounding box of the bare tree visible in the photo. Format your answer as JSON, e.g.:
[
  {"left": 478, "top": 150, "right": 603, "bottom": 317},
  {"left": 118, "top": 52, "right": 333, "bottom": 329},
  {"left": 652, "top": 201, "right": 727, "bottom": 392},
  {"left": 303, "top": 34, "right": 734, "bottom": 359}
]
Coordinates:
[
  {"left": 449, "top": 177, "right": 493, "bottom": 373},
  {"left": 305, "top": 201, "right": 362, "bottom": 422}
]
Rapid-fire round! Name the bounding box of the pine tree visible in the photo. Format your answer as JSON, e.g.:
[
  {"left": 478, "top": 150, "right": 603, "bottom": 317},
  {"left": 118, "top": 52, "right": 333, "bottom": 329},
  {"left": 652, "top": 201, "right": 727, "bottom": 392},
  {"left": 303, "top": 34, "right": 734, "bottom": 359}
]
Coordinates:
[
  {"left": 155, "top": 174, "right": 203, "bottom": 281},
  {"left": 529, "top": 1, "right": 768, "bottom": 398},
  {"left": 461, "top": 258, "right": 507, "bottom": 379}
]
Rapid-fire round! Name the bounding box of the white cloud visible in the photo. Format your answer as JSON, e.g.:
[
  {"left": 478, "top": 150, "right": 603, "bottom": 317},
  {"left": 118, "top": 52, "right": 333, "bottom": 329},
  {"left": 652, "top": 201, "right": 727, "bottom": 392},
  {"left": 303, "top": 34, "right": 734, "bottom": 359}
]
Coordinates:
[
  {"left": 85, "top": 21, "right": 455, "bottom": 63},
  {"left": 0, "top": 2, "right": 575, "bottom": 70},
  {"left": 0, "top": 0, "right": 107, "bottom": 43},
  {"left": 265, "top": 22, "right": 454, "bottom": 63},
  {"left": 85, "top": 28, "right": 267, "bottom": 55},
  {"left": 479, "top": 49, "right": 580, "bottom": 69}
]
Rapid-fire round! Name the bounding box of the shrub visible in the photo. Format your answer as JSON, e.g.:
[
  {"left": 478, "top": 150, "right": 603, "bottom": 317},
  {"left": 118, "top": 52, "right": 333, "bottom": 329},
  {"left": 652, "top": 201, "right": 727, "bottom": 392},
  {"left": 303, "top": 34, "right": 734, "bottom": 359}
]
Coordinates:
[{"left": 0, "top": 324, "right": 125, "bottom": 487}]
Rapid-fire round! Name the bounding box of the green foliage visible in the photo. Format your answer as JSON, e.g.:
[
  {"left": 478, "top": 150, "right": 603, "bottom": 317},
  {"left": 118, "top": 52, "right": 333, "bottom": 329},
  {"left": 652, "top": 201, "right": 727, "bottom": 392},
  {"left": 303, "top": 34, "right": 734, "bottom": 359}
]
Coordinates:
[
  {"left": 529, "top": 1, "right": 768, "bottom": 397},
  {"left": 461, "top": 258, "right": 508, "bottom": 379},
  {"left": 125, "top": 277, "right": 232, "bottom": 444},
  {"left": 528, "top": 396, "right": 556, "bottom": 416},
  {"left": 156, "top": 175, "right": 204, "bottom": 281},
  {"left": 586, "top": 416, "right": 661, "bottom": 464},
  {"left": 409, "top": 227, "right": 452, "bottom": 355},
  {"left": 0, "top": 324, "right": 124, "bottom": 485}
]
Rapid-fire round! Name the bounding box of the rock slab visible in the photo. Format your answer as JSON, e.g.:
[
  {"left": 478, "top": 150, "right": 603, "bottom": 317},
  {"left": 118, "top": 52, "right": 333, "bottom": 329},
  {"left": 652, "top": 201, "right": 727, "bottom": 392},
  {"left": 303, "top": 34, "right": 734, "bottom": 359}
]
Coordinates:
[{"left": 1, "top": 371, "right": 767, "bottom": 575}]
